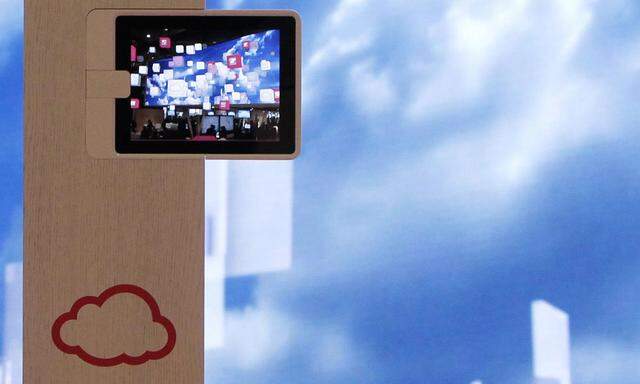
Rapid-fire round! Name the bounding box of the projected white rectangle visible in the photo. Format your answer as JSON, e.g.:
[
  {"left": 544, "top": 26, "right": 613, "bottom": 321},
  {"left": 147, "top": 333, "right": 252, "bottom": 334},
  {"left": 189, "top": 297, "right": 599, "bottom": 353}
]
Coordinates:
[
  {"left": 531, "top": 300, "right": 571, "bottom": 384},
  {"left": 203, "top": 160, "right": 293, "bottom": 352}
]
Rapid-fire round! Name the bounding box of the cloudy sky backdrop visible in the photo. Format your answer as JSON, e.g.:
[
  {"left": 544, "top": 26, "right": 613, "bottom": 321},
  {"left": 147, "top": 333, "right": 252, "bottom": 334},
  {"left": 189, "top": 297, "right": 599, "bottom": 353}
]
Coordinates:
[{"left": 1, "top": 0, "right": 640, "bottom": 383}]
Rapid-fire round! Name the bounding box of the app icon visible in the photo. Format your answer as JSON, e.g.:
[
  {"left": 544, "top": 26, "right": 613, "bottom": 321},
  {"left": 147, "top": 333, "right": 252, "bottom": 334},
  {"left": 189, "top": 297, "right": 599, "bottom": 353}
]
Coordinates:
[
  {"left": 226, "top": 54, "right": 243, "bottom": 69},
  {"left": 130, "top": 74, "right": 141, "bottom": 87},
  {"left": 159, "top": 36, "right": 172, "bottom": 49},
  {"left": 172, "top": 56, "right": 185, "bottom": 67},
  {"left": 260, "top": 88, "right": 275, "bottom": 103}
]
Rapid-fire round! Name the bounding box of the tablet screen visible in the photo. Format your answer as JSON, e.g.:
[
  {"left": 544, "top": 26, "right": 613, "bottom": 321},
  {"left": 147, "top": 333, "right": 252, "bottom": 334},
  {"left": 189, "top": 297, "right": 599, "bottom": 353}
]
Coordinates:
[{"left": 115, "top": 16, "right": 297, "bottom": 155}]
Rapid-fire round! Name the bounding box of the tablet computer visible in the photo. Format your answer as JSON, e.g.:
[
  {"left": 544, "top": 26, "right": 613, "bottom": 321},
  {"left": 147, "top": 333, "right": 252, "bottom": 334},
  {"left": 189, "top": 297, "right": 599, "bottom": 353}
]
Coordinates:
[{"left": 114, "top": 14, "right": 299, "bottom": 157}]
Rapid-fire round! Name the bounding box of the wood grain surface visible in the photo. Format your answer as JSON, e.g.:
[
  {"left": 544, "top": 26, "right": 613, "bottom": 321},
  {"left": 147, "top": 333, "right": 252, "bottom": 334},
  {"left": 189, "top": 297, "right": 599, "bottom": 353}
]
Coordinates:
[{"left": 24, "top": 1, "right": 205, "bottom": 383}]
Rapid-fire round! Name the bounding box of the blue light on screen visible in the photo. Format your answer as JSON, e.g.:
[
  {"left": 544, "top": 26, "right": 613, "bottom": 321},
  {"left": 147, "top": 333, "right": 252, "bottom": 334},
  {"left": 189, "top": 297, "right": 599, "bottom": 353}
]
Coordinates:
[{"left": 144, "top": 29, "right": 280, "bottom": 107}]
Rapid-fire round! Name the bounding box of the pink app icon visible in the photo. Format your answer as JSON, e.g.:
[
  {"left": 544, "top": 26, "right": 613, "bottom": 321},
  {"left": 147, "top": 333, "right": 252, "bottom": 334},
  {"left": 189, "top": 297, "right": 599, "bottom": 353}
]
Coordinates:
[
  {"left": 218, "top": 100, "right": 231, "bottom": 110},
  {"left": 130, "top": 98, "right": 140, "bottom": 109},
  {"left": 226, "top": 54, "right": 243, "bottom": 69},
  {"left": 130, "top": 45, "right": 137, "bottom": 62},
  {"left": 159, "top": 36, "right": 172, "bottom": 49},
  {"left": 172, "top": 56, "right": 185, "bottom": 67},
  {"left": 207, "top": 61, "right": 217, "bottom": 74}
]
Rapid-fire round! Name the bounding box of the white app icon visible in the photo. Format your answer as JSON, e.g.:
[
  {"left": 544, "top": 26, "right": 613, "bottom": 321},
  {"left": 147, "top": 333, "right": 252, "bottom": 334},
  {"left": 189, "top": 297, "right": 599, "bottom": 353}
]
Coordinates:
[
  {"left": 167, "top": 79, "right": 189, "bottom": 98},
  {"left": 260, "top": 88, "right": 275, "bottom": 103},
  {"left": 130, "top": 73, "right": 141, "bottom": 87}
]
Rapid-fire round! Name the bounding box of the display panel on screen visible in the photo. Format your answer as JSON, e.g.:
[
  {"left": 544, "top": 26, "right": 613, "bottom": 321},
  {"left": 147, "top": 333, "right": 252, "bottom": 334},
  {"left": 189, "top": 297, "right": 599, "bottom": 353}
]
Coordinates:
[
  {"left": 115, "top": 15, "right": 297, "bottom": 155},
  {"left": 144, "top": 30, "right": 279, "bottom": 107},
  {"left": 125, "top": 24, "right": 281, "bottom": 144}
]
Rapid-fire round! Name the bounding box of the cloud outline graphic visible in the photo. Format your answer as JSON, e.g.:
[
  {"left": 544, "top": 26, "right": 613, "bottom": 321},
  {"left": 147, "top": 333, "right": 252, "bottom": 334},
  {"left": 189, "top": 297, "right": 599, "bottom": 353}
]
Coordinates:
[{"left": 51, "top": 284, "right": 177, "bottom": 367}]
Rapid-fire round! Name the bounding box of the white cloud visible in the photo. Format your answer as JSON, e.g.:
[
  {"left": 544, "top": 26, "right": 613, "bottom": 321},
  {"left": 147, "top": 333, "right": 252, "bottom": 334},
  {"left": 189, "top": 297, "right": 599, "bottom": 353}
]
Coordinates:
[
  {"left": 215, "top": 303, "right": 294, "bottom": 370},
  {"left": 303, "top": 0, "right": 625, "bottom": 228},
  {"left": 327, "top": 0, "right": 369, "bottom": 26},
  {"left": 206, "top": 298, "right": 371, "bottom": 381},
  {"left": 408, "top": 0, "right": 593, "bottom": 119},
  {"left": 335, "top": 71, "right": 616, "bottom": 226},
  {"left": 0, "top": 0, "right": 23, "bottom": 67},
  {"left": 0, "top": 208, "right": 22, "bottom": 263},
  {"left": 303, "top": 0, "right": 374, "bottom": 105},
  {"left": 573, "top": 338, "right": 640, "bottom": 383},
  {"left": 206, "top": 0, "right": 640, "bottom": 381},
  {"left": 348, "top": 60, "right": 396, "bottom": 116},
  {"left": 0, "top": 0, "right": 21, "bottom": 27},
  {"left": 308, "top": 328, "right": 356, "bottom": 375}
]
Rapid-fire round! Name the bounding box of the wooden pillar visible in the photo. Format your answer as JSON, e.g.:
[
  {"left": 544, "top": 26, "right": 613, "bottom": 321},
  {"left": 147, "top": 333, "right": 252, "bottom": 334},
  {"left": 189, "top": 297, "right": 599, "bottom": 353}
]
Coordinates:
[{"left": 24, "top": 1, "right": 205, "bottom": 383}]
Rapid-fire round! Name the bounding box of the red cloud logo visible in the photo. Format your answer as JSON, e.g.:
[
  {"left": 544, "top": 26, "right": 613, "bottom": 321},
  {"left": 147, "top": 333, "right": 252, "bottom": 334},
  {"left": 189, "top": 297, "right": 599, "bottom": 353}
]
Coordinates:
[{"left": 51, "top": 284, "right": 176, "bottom": 367}]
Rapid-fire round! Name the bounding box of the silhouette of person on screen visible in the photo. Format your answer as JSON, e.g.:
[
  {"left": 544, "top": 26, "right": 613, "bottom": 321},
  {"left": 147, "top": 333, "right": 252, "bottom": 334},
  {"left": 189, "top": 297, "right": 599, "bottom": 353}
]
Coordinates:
[
  {"left": 177, "top": 118, "right": 187, "bottom": 133},
  {"left": 141, "top": 120, "right": 154, "bottom": 139}
]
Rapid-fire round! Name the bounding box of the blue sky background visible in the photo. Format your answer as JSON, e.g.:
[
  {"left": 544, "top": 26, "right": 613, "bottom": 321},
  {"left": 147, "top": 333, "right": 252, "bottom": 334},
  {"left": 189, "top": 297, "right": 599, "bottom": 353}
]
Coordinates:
[{"left": 2, "top": 0, "right": 640, "bottom": 383}]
